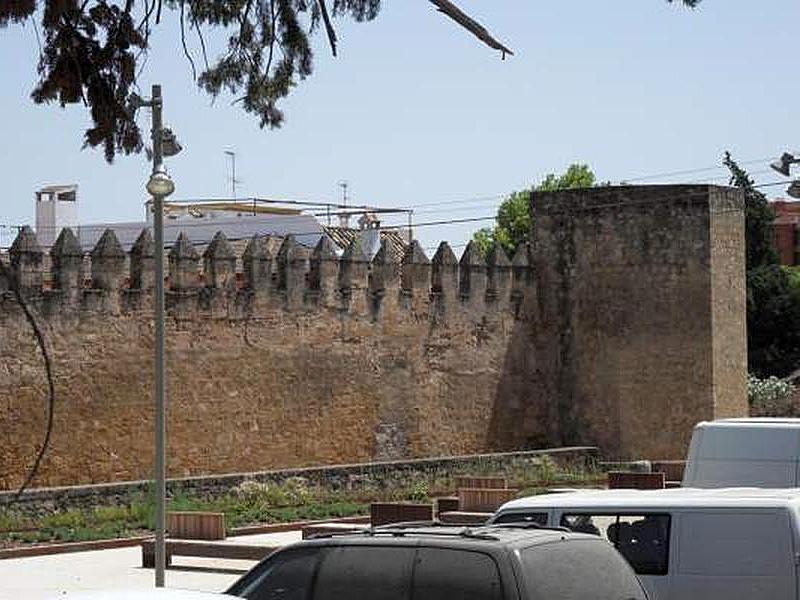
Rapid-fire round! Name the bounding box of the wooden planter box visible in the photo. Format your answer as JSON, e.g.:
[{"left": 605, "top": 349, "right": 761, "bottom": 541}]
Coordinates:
[
  {"left": 652, "top": 460, "right": 686, "bottom": 483},
  {"left": 439, "top": 511, "right": 491, "bottom": 525},
  {"left": 434, "top": 496, "right": 460, "bottom": 517},
  {"left": 167, "top": 511, "right": 226, "bottom": 540},
  {"left": 607, "top": 471, "right": 665, "bottom": 490},
  {"left": 454, "top": 476, "right": 508, "bottom": 490},
  {"left": 370, "top": 502, "right": 434, "bottom": 526},
  {"left": 458, "top": 488, "right": 518, "bottom": 512}
]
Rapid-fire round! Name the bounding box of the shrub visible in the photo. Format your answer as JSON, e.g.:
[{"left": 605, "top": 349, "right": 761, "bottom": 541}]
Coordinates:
[{"left": 748, "top": 374, "right": 797, "bottom": 416}]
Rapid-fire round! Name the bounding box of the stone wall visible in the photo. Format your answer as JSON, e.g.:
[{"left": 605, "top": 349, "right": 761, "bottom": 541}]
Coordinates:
[
  {"left": 1, "top": 229, "right": 538, "bottom": 490},
  {"left": 526, "top": 184, "right": 748, "bottom": 458},
  {"left": 0, "top": 185, "right": 748, "bottom": 491}
]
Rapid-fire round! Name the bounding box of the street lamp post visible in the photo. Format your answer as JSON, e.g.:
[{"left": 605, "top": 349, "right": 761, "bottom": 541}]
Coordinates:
[
  {"left": 132, "top": 84, "right": 179, "bottom": 588},
  {"left": 150, "top": 84, "right": 169, "bottom": 589}
]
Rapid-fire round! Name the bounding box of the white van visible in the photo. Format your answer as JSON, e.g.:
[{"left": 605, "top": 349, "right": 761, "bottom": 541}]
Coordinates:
[
  {"left": 683, "top": 418, "right": 800, "bottom": 488},
  {"left": 490, "top": 487, "right": 800, "bottom": 600}
]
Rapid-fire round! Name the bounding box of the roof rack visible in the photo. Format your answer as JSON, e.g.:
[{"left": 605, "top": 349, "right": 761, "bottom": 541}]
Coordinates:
[
  {"left": 484, "top": 522, "right": 571, "bottom": 534},
  {"left": 307, "top": 522, "right": 500, "bottom": 541},
  {"left": 306, "top": 521, "right": 571, "bottom": 542}
]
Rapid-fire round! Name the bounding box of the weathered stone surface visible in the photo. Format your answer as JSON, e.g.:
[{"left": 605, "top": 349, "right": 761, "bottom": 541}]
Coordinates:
[
  {"left": 370, "top": 239, "right": 400, "bottom": 294},
  {"left": 0, "top": 300, "right": 525, "bottom": 489},
  {"left": 130, "top": 229, "right": 155, "bottom": 290},
  {"left": 51, "top": 228, "right": 84, "bottom": 294},
  {"left": 339, "top": 239, "right": 369, "bottom": 291},
  {"left": 401, "top": 240, "right": 430, "bottom": 292},
  {"left": 432, "top": 242, "right": 459, "bottom": 307},
  {"left": 276, "top": 235, "right": 310, "bottom": 309},
  {"left": 309, "top": 237, "right": 339, "bottom": 307},
  {"left": 517, "top": 184, "right": 748, "bottom": 459},
  {"left": 169, "top": 232, "right": 200, "bottom": 290},
  {"left": 9, "top": 226, "right": 43, "bottom": 293},
  {"left": 459, "top": 241, "right": 487, "bottom": 310},
  {"left": 203, "top": 231, "right": 236, "bottom": 290},
  {"left": 487, "top": 244, "right": 512, "bottom": 303},
  {"left": 90, "top": 229, "right": 126, "bottom": 292},
  {"left": 242, "top": 235, "right": 272, "bottom": 293}
]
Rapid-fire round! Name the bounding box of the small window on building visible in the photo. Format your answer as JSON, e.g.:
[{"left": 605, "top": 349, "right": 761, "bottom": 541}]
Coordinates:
[
  {"left": 492, "top": 512, "right": 548, "bottom": 526},
  {"left": 561, "top": 513, "right": 671, "bottom": 576}
]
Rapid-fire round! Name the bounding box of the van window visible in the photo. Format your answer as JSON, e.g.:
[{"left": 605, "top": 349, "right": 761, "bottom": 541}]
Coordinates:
[
  {"left": 232, "top": 546, "right": 321, "bottom": 600},
  {"left": 677, "top": 510, "right": 793, "bottom": 576},
  {"left": 314, "top": 546, "right": 414, "bottom": 600},
  {"left": 493, "top": 512, "right": 548, "bottom": 526},
  {"left": 561, "top": 513, "right": 670, "bottom": 575},
  {"left": 412, "top": 548, "right": 504, "bottom": 600},
  {"left": 522, "top": 539, "right": 647, "bottom": 600}
]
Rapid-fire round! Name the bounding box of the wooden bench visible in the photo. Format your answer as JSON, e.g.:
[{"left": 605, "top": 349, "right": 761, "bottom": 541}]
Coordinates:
[
  {"left": 167, "top": 511, "right": 226, "bottom": 540},
  {"left": 141, "top": 538, "right": 277, "bottom": 568}
]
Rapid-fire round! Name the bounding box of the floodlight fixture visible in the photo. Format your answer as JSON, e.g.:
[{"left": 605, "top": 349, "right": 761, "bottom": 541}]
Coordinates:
[
  {"left": 161, "top": 128, "right": 183, "bottom": 157},
  {"left": 788, "top": 180, "right": 800, "bottom": 199},
  {"left": 771, "top": 152, "right": 798, "bottom": 178}
]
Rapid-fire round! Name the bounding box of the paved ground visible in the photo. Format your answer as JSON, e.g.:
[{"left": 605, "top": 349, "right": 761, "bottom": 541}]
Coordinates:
[{"left": 0, "top": 531, "right": 302, "bottom": 599}]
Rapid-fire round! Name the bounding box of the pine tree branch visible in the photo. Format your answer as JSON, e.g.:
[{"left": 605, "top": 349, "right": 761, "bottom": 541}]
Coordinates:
[
  {"left": 179, "top": 1, "right": 197, "bottom": 80},
  {"left": 428, "top": 0, "right": 513, "bottom": 59},
  {"left": 317, "top": 0, "right": 338, "bottom": 57}
]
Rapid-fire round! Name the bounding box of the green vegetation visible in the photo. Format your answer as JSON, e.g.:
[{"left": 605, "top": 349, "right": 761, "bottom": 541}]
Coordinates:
[
  {"left": 472, "top": 164, "right": 597, "bottom": 258},
  {"left": 0, "top": 459, "right": 599, "bottom": 547},
  {"left": 725, "top": 153, "right": 800, "bottom": 377},
  {"left": 748, "top": 374, "right": 798, "bottom": 417}
]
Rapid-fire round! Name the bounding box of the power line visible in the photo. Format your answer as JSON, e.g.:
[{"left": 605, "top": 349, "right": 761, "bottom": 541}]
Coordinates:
[{"left": 621, "top": 156, "right": 778, "bottom": 183}]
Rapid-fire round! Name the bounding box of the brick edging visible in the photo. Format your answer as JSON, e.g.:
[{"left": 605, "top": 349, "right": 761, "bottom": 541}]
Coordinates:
[{"left": 0, "top": 535, "right": 149, "bottom": 561}]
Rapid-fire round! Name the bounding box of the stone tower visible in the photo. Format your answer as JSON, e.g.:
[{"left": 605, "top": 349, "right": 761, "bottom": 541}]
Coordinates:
[{"left": 530, "top": 184, "right": 747, "bottom": 458}]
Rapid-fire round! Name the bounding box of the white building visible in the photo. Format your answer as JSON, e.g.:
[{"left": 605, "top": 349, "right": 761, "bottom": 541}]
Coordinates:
[{"left": 35, "top": 184, "right": 78, "bottom": 247}]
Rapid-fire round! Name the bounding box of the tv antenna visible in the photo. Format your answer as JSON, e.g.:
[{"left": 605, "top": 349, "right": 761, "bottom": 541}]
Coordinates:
[{"left": 224, "top": 150, "right": 243, "bottom": 198}]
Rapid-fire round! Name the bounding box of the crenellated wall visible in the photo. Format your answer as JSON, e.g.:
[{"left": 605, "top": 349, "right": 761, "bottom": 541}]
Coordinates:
[
  {"left": 0, "top": 226, "right": 540, "bottom": 490},
  {"left": 0, "top": 184, "right": 749, "bottom": 491}
]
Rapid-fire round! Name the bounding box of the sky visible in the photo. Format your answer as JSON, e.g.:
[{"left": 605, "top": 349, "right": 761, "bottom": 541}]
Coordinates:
[{"left": 0, "top": 0, "right": 799, "bottom": 252}]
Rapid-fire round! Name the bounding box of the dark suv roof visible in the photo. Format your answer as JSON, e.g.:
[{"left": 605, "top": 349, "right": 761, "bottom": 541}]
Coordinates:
[
  {"left": 227, "top": 522, "right": 648, "bottom": 600},
  {"left": 297, "top": 523, "right": 588, "bottom": 551}
]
